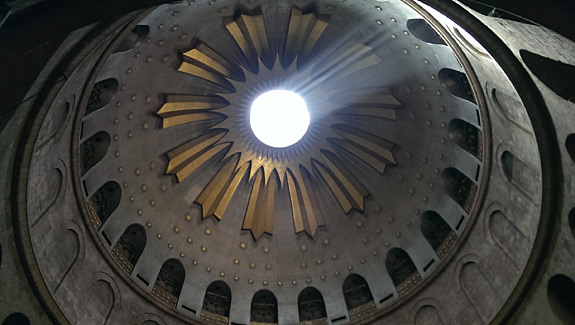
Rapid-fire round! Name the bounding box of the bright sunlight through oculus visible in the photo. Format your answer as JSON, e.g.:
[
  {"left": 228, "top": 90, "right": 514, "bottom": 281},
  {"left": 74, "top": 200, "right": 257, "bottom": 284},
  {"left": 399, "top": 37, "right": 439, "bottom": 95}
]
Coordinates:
[{"left": 250, "top": 90, "right": 310, "bottom": 148}]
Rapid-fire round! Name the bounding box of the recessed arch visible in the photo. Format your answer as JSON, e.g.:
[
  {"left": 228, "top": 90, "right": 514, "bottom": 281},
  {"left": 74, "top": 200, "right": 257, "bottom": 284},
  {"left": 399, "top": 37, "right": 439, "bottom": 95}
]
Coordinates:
[
  {"left": 201, "top": 280, "right": 232, "bottom": 324},
  {"left": 566, "top": 134, "right": 575, "bottom": 163},
  {"left": 438, "top": 68, "right": 476, "bottom": 103},
  {"left": 298, "top": 287, "right": 327, "bottom": 324},
  {"left": 342, "top": 274, "right": 376, "bottom": 322},
  {"left": 441, "top": 167, "right": 477, "bottom": 213},
  {"left": 385, "top": 248, "right": 421, "bottom": 296},
  {"left": 407, "top": 19, "right": 446, "bottom": 45},
  {"left": 152, "top": 259, "right": 185, "bottom": 308},
  {"left": 251, "top": 289, "right": 278, "bottom": 324},
  {"left": 114, "top": 25, "right": 150, "bottom": 53},
  {"left": 569, "top": 208, "right": 575, "bottom": 240},
  {"left": 111, "top": 224, "right": 146, "bottom": 274},
  {"left": 80, "top": 130, "right": 111, "bottom": 174},
  {"left": 449, "top": 119, "right": 482, "bottom": 160},
  {"left": 88, "top": 181, "right": 121, "bottom": 229},
  {"left": 547, "top": 274, "right": 575, "bottom": 323},
  {"left": 421, "top": 211, "right": 457, "bottom": 258},
  {"left": 501, "top": 150, "right": 537, "bottom": 199},
  {"left": 2, "top": 313, "right": 30, "bottom": 325}
]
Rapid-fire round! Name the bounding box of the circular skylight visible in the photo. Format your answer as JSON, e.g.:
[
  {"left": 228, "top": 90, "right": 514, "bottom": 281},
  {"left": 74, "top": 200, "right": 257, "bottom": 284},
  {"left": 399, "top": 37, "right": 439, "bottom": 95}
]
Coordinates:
[{"left": 250, "top": 90, "right": 311, "bottom": 148}]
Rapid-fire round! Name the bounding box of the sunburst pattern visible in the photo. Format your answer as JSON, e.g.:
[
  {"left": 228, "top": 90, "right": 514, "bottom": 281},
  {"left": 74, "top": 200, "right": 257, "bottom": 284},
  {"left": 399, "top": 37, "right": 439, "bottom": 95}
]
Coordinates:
[{"left": 157, "top": 7, "right": 402, "bottom": 240}]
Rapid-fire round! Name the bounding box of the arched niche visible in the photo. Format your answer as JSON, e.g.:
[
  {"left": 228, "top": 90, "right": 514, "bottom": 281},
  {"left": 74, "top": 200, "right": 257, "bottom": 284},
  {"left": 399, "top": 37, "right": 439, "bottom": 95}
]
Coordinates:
[
  {"left": 85, "top": 78, "right": 119, "bottom": 115},
  {"left": 501, "top": 151, "right": 537, "bottom": 199},
  {"left": 2, "top": 313, "right": 30, "bottom": 325},
  {"left": 251, "top": 289, "right": 278, "bottom": 324},
  {"left": 438, "top": 68, "right": 476, "bottom": 103},
  {"left": 548, "top": 274, "right": 575, "bottom": 323},
  {"left": 488, "top": 210, "right": 530, "bottom": 267},
  {"left": 298, "top": 287, "right": 327, "bottom": 324},
  {"left": 111, "top": 224, "right": 146, "bottom": 274},
  {"left": 152, "top": 259, "right": 185, "bottom": 308},
  {"left": 406, "top": 19, "right": 446, "bottom": 45},
  {"left": 449, "top": 119, "right": 482, "bottom": 160},
  {"left": 80, "top": 131, "right": 111, "bottom": 175},
  {"left": 88, "top": 181, "right": 121, "bottom": 229},
  {"left": 342, "top": 274, "right": 376, "bottom": 322},
  {"left": 201, "top": 281, "right": 232, "bottom": 324},
  {"left": 459, "top": 261, "right": 502, "bottom": 321},
  {"left": 114, "top": 25, "right": 150, "bottom": 53},
  {"left": 385, "top": 248, "right": 421, "bottom": 296},
  {"left": 441, "top": 167, "right": 477, "bottom": 213},
  {"left": 565, "top": 134, "right": 575, "bottom": 163},
  {"left": 421, "top": 211, "right": 457, "bottom": 258},
  {"left": 520, "top": 50, "right": 575, "bottom": 103}
]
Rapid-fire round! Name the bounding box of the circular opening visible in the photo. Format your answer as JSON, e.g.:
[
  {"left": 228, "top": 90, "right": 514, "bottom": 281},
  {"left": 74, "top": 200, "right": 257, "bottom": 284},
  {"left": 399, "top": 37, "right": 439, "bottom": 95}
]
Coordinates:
[{"left": 250, "top": 90, "right": 310, "bottom": 148}]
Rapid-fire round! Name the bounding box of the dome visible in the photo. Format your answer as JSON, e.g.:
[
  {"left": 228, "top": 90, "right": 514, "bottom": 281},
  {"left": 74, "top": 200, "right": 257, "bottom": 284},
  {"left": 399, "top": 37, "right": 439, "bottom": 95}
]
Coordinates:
[{"left": 1, "top": 0, "right": 575, "bottom": 324}]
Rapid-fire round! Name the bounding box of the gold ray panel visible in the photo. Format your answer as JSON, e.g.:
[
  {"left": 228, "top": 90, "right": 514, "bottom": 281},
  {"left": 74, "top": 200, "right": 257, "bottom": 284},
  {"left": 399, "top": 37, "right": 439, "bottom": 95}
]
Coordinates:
[
  {"left": 312, "top": 42, "right": 381, "bottom": 80},
  {"left": 331, "top": 88, "right": 401, "bottom": 121},
  {"left": 157, "top": 94, "right": 229, "bottom": 128},
  {"left": 286, "top": 167, "right": 325, "bottom": 238},
  {"left": 243, "top": 168, "right": 277, "bottom": 240},
  {"left": 329, "top": 124, "right": 397, "bottom": 173},
  {"left": 283, "top": 8, "right": 329, "bottom": 68},
  {"left": 195, "top": 155, "right": 249, "bottom": 220},
  {"left": 225, "top": 10, "right": 272, "bottom": 70},
  {"left": 313, "top": 150, "right": 369, "bottom": 213},
  {"left": 178, "top": 40, "right": 239, "bottom": 90},
  {"left": 165, "top": 130, "right": 230, "bottom": 182}
]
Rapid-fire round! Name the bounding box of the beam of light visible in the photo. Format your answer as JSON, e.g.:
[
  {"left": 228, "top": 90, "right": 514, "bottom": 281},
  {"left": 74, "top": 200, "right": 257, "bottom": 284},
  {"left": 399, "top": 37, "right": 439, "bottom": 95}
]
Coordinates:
[{"left": 250, "top": 90, "right": 310, "bottom": 148}]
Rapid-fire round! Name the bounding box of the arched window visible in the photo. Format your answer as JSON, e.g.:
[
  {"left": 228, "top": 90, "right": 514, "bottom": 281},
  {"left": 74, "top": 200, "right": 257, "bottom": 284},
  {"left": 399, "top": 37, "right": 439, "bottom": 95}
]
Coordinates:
[
  {"left": 87, "top": 181, "right": 121, "bottom": 229},
  {"left": 421, "top": 211, "right": 457, "bottom": 258},
  {"left": 566, "top": 134, "right": 575, "bottom": 163},
  {"left": 342, "top": 274, "right": 376, "bottom": 322},
  {"left": 85, "top": 78, "right": 119, "bottom": 115},
  {"left": 111, "top": 224, "right": 146, "bottom": 274},
  {"left": 152, "top": 259, "right": 185, "bottom": 308},
  {"left": 501, "top": 151, "right": 538, "bottom": 199},
  {"left": 80, "top": 131, "right": 110, "bottom": 174},
  {"left": 438, "top": 68, "right": 476, "bottom": 103},
  {"left": 114, "top": 25, "right": 150, "bottom": 53},
  {"left": 2, "top": 313, "right": 30, "bottom": 325},
  {"left": 548, "top": 274, "right": 575, "bottom": 323},
  {"left": 449, "top": 119, "right": 482, "bottom": 160},
  {"left": 298, "top": 287, "right": 327, "bottom": 324},
  {"left": 251, "top": 289, "right": 278, "bottom": 324},
  {"left": 201, "top": 281, "right": 232, "bottom": 324},
  {"left": 385, "top": 248, "right": 421, "bottom": 296},
  {"left": 441, "top": 167, "right": 477, "bottom": 213},
  {"left": 406, "top": 19, "right": 446, "bottom": 45}
]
